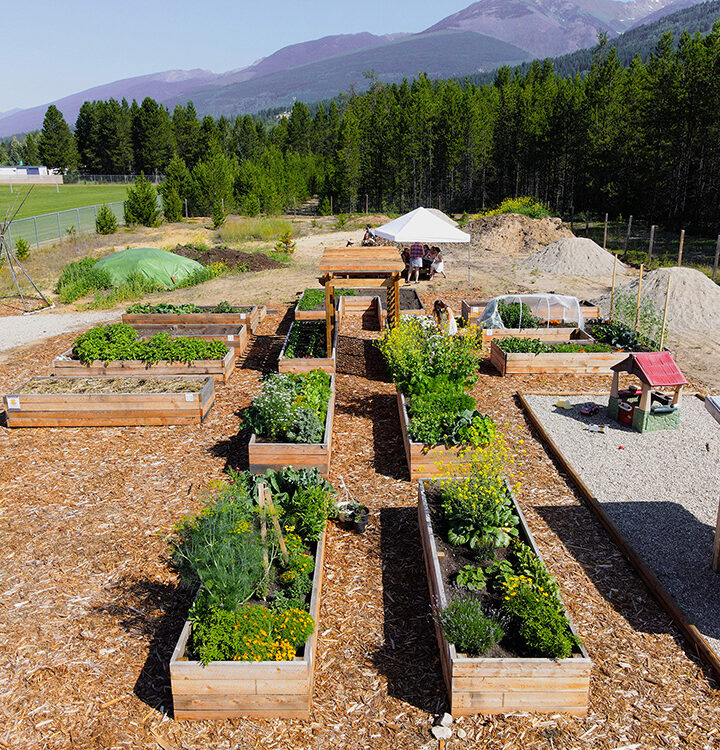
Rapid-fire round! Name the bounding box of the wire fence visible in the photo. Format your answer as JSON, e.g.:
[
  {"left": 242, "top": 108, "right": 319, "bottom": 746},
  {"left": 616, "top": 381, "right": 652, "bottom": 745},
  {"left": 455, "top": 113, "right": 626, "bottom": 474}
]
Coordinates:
[
  {"left": 6, "top": 201, "right": 126, "bottom": 250},
  {"left": 66, "top": 173, "right": 163, "bottom": 184}
]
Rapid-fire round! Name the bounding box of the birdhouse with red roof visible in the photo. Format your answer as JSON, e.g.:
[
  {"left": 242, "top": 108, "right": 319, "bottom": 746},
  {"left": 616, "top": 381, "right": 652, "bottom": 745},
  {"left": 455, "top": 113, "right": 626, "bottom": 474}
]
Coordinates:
[{"left": 608, "top": 352, "right": 688, "bottom": 433}]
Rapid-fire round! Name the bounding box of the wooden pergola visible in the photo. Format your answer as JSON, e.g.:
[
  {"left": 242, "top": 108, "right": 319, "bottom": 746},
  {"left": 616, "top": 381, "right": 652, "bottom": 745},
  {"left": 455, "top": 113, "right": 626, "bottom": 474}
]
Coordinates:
[{"left": 318, "top": 247, "right": 405, "bottom": 353}]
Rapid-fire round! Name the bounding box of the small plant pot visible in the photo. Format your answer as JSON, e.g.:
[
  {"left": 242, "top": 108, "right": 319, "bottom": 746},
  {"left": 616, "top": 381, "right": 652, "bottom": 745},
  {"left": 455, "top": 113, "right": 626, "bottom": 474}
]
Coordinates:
[{"left": 352, "top": 506, "right": 370, "bottom": 533}]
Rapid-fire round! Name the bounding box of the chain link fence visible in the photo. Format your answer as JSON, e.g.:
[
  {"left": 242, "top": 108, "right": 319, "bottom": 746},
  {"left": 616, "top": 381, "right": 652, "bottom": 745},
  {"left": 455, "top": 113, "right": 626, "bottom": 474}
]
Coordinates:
[
  {"left": 66, "top": 174, "right": 163, "bottom": 184},
  {"left": 6, "top": 201, "right": 126, "bottom": 251}
]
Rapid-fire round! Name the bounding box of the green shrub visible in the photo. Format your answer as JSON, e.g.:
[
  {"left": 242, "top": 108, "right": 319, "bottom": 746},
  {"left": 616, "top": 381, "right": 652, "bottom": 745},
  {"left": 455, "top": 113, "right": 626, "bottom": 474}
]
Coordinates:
[
  {"left": 483, "top": 196, "right": 551, "bottom": 219},
  {"left": 440, "top": 594, "right": 504, "bottom": 656},
  {"left": 242, "top": 370, "right": 332, "bottom": 444},
  {"left": 212, "top": 200, "right": 226, "bottom": 229},
  {"left": 14, "top": 237, "right": 30, "bottom": 260},
  {"left": 71, "top": 323, "right": 228, "bottom": 365},
  {"left": 162, "top": 187, "right": 184, "bottom": 223},
  {"left": 95, "top": 204, "right": 118, "bottom": 235},
  {"left": 55, "top": 257, "right": 113, "bottom": 303},
  {"left": 318, "top": 197, "right": 332, "bottom": 216},
  {"left": 124, "top": 174, "right": 160, "bottom": 227},
  {"left": 498, "top": 301, "right": 541, "bottom": 329}
]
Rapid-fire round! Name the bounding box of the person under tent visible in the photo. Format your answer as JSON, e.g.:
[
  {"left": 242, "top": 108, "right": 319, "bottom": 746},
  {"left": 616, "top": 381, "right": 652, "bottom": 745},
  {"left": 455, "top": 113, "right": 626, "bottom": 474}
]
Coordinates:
[{"left": 407, "top": 242, "right": 424, "bottom": 284}]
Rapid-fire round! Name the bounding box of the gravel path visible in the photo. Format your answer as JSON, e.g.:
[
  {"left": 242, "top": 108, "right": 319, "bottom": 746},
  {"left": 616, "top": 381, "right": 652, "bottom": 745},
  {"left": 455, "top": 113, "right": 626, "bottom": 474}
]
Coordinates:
[
  {"left": 0, "top": 311, "right": 120, "bottom": 353},
  {"left": 525, "top": 393, "right": 720, "bottom": 658}
]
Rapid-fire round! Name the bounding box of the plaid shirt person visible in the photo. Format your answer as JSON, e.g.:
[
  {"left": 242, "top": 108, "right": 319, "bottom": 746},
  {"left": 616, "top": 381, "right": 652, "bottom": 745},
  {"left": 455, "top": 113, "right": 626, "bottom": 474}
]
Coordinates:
[{"left": 409, "top": 242, "right": 424, "bottom": 260}]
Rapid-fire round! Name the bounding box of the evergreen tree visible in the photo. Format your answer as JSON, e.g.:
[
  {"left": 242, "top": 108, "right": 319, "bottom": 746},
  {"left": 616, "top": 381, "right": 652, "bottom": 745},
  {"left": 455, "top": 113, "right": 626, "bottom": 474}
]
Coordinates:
[
  {"left": 22, "top": 133, "right": 40, "bottom": 165},
  {"left": 287, "top": 102, "right": 313, "bottom": 154},
  {"left": 38, "top": 105, "right": 77, "bottom": 172},
  {"left": 75, "top": 101, "right": 102, "bottom": 172},
  {"left": 172, "top": 102, "right": 201, "bottom": 167},
  {"left": 160, "top": 155, "right": 192, "bottom": 220},
  {"left": 132, "top": 98, "right": 174, "bottom": 175},
  {"left": 124, "top": 174, "right": 160, "bottom": 226},
  {"left": 190, "top": 144, "right": 237, "bottom": 216},
  {"left": 95, "top": 204, "right": 119, "bottom": 234}
]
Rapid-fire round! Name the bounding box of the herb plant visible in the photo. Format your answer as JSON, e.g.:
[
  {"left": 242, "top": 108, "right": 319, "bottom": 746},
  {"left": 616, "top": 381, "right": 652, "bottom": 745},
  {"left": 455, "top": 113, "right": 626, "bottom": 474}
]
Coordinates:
[
  {"left": 284, "top": 321, "right": 327, "bottom": 358},
  {"left": 126, "top": 301, "right": 245, "bottom": 314},
  {"left": 497, "top": 301, "right": 541, "bottom": 329},
  {"left": 297, "top": 288, "right": 356, "bottom": 311},
  {"left": 439, "top": 594, "right": 504, "bottom": 656},
  {"left": 455, "top": 564, "right": 487, "bottom": 591}
]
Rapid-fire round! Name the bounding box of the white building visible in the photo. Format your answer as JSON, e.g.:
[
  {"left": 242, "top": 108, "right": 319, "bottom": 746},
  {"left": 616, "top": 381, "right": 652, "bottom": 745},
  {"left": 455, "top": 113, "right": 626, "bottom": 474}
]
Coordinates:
[{"left": 0, "top": 165, "right": 63, "bottom": 184}]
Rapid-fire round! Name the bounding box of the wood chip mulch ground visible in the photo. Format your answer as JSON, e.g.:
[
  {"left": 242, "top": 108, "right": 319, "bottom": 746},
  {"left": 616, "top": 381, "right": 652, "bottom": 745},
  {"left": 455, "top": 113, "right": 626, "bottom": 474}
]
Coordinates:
[{"left": 0, "top": 290, "right": 719, "bottom": 749}]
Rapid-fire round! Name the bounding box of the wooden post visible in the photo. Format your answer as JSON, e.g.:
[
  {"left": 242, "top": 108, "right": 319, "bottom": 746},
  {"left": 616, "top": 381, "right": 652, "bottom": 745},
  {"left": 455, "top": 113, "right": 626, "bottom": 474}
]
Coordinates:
[
  {"left": 262, "top": 486, "right": 289, "bottom": 564},
  {"left": 648, "top": 224, "right": 656, "bottom": 263},
  {"left": 713, "top": 235, "right": 720, "bottom": 282},
  {"left": 603, "top": 213, "right": 609, "bottom": 249},
  {"left": 660, "top": 275, "right": 671, "bottom": 350},
  {"left": 634, "top": 263, "right": 644, "bottom": 332},
  {"left": 623, "top": 215, "right": 633, "bottom": 258},
  {"left": 394, "top": 274, "right": 400, "bottom": 326},
  {"left": 609, "top": 254, "right": 618, "bottom": 320},
  {"left": 678, "top": 229, "right": 685, "bottom": 266},
  {"left": 324, "top": 279, "right": 334, "bottom": 357},
  {"left": 257, "top": 484, "right": 269, "bottom": 576}
]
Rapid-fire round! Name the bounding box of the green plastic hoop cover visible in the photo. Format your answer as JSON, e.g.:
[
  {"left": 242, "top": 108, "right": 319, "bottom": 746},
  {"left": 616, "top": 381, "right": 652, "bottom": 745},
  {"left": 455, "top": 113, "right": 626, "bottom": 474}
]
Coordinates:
[{"left": 95, "top": 248, "right": 204, "bottom": 288}]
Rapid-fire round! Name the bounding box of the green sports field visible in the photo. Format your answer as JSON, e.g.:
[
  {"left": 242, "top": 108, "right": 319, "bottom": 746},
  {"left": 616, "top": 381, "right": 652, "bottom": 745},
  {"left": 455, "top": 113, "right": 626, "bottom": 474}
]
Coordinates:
[{"left": 0, "top": 184, "right": 129, "bottom": 221}]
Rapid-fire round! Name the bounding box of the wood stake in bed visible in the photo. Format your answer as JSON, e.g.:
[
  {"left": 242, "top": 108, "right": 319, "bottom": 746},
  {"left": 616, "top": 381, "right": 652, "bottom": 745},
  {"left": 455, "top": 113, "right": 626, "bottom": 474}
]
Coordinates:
[{"left": 257, "top": 483, "right": 289, "bottom": 564}]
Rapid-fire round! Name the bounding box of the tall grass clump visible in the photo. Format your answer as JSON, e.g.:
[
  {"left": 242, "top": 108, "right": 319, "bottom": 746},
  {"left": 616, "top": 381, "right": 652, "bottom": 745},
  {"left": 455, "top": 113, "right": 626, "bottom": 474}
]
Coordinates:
[
  {"left": 217, "top": 217, "right": 295, "bottom": 243},
  {"left": 55, "top": 258, "right": 113, "bottom": 303},
  {"left": 482, "top": 197, "right": 551, "bottom": 220}
]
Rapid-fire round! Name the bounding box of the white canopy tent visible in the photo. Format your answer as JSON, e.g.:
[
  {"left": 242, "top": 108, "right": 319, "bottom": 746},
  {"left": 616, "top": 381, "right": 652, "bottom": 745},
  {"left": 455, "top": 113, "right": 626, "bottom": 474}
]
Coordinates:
[{"left": 374, "top": 207, "right": 470, "bottom": 244}]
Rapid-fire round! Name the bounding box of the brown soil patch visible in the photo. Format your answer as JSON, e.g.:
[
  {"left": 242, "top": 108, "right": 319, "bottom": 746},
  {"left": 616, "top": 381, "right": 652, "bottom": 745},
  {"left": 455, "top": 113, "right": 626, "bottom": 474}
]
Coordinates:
[
  {"left": 467, "top": 213, "right": 574, "bottom": 255},
  {"left": 170, "top": 244, "right": 285, "bottom": 272}
]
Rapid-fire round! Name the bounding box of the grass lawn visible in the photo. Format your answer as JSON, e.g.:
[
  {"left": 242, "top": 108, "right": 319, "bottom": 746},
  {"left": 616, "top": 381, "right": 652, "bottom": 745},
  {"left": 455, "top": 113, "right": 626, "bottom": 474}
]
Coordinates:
[{"left": 0, "top": 184, "right": 129, "bottom": 220}]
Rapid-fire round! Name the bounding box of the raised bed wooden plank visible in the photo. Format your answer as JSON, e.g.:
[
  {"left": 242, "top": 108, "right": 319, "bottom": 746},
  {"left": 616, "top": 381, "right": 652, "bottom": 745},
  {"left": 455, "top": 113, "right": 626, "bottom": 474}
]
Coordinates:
[
  {"left": 4, "top": 376, "right": 215, "bottom": 427},
  {"left": 278, "top": 320, "right": 338, "bottom": 375},
  {"left": 248, "top": 377, "right": 335, "bottom": 476},
  {"left": 133, "top": 323, "right": 249, "bottom": 354},
  {"left": 122, "top": 305, "right": 263, "bottom": 334},
  {"left": 397, "top": 390, "right": 473, "bottom": 480},
  {"left": 489, "top": 339, "right": 626, "bottom": 376},
  {"left": 170, "top": 524, "right": 326, "bottom": 720},
  {"left": 52, "top": 348, "right": 235, "bottom": 384},
  {"left": 479, "top": 327, "right": 593, "bottom": 348},
  {"left": 418, "top": 480, "right": 591, "bottom": 716}
]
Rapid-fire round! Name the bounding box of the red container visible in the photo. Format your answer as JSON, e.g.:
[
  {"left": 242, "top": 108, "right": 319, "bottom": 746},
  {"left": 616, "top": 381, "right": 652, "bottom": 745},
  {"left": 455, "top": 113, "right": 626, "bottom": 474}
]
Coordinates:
[{"left": 618, "top": 400, "right": 634, "bottom": 426}]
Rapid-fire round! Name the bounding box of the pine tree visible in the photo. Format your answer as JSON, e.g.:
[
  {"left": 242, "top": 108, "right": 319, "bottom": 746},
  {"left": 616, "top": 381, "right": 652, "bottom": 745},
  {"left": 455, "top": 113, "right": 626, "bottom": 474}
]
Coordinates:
[
  {"left": 124, "top": 174, "right": 160, "bottom": 226},
  {"left": 38, "top": 105, "right": 77, "bottom": 172},
  {"left": 132, "top": 98, "right": 174, "bottom": 175},
  {"left": 95, "top": 204, "right": 119, "bottom": 234},
  {"left": 287, "top": 102, "right": 312, "bottom": 154},
  {"left": 22, "top": 133, "right": 40, "bottom": 165},
  {"left": 160, "top": 155, "right": 192, "bottom": 220},
  {"left": 172, "top": 102, "right": 201, "bottom": 167},
  {"left": 189, "top": 144, "right": 237, "bottom": 216}
]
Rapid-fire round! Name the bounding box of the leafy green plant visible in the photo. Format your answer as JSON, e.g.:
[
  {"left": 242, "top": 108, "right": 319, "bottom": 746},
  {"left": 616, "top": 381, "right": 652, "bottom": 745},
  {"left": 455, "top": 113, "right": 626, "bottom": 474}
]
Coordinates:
[
  {"left": 610, "top": 290, "right": 662, "bottom": 348},
  {"left": 95, "top": 204, "right": 119, "bottom": 235},
  {"left": 242, "top": 371, "right": 331, "bottom": 444},
  {"left": 274, "top": 230, "right": 296, "bottom": 255},
  {"left": 14, "top": 237, "right": 30, "bottom": 260},
  {"left": 296, "top": 288, "right": 356, "bottom": 311},
  {"left": 455, "top": 564, "right": 487, "bottom": 591},
  {"left": 125, "top": 301, "right": 244, "bottom": 314},
  {"left": 497, "top": 301, "right": 541, "bottom": 329},
  {"left": 284, "top": 321, "right": 327, "bottom": 358},
  {"left": 496, "top": 337, "right": 614, "bottom": 354},
  {"left": 482, "top": 196, "right": 551, "bottom": 219},
  {"left": 55, "top": 257, "right": 113, "bottom": 303},
  {"left": 590, "top": 319, "right": 643, "bottom": 351},
  {"left": 71, "top": 323, "right": 228, "bottom": 365},
  {"left": 439, "top": 594, "right": 504, "bottom": 656}
]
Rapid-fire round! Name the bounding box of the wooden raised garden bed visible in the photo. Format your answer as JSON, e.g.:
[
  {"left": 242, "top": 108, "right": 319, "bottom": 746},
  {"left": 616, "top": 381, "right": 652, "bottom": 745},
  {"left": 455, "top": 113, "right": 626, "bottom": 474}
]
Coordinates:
[
  {"left": 397, "top": 389, "right": 473, "bottom": 480},
  {"left": 133, "top": 323, "right": 249, "bottom": 354},
  {"left": 418, "top": 480, "right": 591, "bottom": 715},
  {"left": 278, "top": 321, "right": 337, "bottom": 375},
  {"left": 249, "top": 377, "right": 335, "bottom": 476},
  {"left": 170, "top": 524, "right": 327, "bottom": 720},
  {"left": 490, "top": 338, "right": 627, "bottom": 376},
  {"left": 462, "top": 300, "right": 600, "bottom": 327},
  {"left": 52, "top": 347, "right": 236, "bottom": 384},
  {"left": 294, "top": 287, "right": 424, "bottom": 324},
  {"left": 122, "top": 304, "right": 264, "bottom": 334},
  {"left": 3, "top": 376, "right": 215, "bottom": 427},
  {"left": 478, "top": 327, "right": 594, "bottom": 348}
]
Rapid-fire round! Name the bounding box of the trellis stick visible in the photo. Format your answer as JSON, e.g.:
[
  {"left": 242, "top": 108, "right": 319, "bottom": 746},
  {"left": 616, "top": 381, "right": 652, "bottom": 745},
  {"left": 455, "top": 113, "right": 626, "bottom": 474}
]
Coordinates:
[
  {"left": 609, "top": 254, "right": 618, "bottom": 321},
  {"left": 660, "top": 276, "right": 671, "bottom": 350},
  {"left": 634, "top": 263, "right": 644, "bottom": 333},
  {"left": 623, "top": 215, "right": 633, "bottom": 258},
  {"left": 678, "top": 229, "right": 685, "bottom": 266},
  {"left": 257, "top": 484, "right": 269, "bottom": 576},
  {"left": 261, "top": 485, "right": 289, "bottom": 564},
  {"left": 603, "top": 213, "right": 608, "bottom": 249},
  {"left": 648, "top": 224, "right": 656, "bottom": 263}
]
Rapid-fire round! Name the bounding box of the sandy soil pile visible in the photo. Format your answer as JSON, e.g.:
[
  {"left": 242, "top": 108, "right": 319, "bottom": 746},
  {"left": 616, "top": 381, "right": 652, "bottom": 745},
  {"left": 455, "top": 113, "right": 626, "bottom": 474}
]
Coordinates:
[
  {"left": 466, "top": 213, "right": 573, "bottom": 254},
  {"left": 595, "top": 266, "right": 720, "bottom": 331},
  {"left": 519, "top": 237, "right": 625, "bottom": 277}
]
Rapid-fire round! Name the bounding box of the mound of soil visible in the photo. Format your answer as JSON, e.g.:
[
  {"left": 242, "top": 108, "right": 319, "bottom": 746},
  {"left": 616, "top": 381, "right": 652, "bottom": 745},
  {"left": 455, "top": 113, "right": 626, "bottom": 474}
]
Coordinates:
[
  {"left": 519, "top": 237, "right": 624, "bottom": 277},
  {"left": 594, "top": 266, "right": 720, "bottom": 331},
  {"left": 171, "top": 244, "right": 284, "bottom": 272},
  {"left": 466, "top": 213, "right": 573, "bottom": 255}
]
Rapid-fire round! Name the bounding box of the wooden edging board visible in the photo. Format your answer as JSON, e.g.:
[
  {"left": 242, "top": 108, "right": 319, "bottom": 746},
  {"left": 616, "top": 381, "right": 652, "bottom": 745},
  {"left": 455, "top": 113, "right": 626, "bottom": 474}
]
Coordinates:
[
  {"left": 461, "top": 300, "right": 601, "bottom": 326},
  {"left": 517, "top": 391, "right": 720, "bottom": 681},
  {"left": 248, "top": 377, "right": 335, "bottom": 476},
  {"left": 295, "top": 288, "right": 424, "bottom": 325},
  {"left": 52, "top": 347, "right": 236, "bottom": 384},
  {"left": 3, "top": 376, "right": 215, "bottom": 427},
  {"left": 418, "top": 479, "right": 591, "bottom": 715},
  {"left": 479, "top": 327, "right": 591, "bottom": 348},
  {"left": 397, "top": 389, "right": 473, "bottom": 480},
  {"left": 490, "top": 339, "right": 627, "bottom": 376},
  {"left": 278, "top": 319, "right": 338, "bottom": 375},
  {"left": 135, "top": 323, "right": 249, "bottom": 354},
  {"left": 170, "top": 523, "right": 327, "bottom": 720},
  {"left": 122, "top": 305, "right": 264, "bottom": 334}
]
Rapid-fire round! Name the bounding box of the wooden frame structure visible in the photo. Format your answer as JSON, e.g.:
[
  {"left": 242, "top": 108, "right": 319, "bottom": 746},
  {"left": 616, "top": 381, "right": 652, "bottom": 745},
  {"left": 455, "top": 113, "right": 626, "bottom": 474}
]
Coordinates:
[{"left": 318, "top": 247, "right": 404, "bottom": 352}]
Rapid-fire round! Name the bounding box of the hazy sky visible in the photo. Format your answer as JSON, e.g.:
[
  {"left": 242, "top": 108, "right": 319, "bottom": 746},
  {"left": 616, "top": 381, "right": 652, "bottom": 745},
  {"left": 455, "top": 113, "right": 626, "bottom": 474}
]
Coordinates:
[{"left": 3, "top": 0, "right": 474, "bottom": 111}]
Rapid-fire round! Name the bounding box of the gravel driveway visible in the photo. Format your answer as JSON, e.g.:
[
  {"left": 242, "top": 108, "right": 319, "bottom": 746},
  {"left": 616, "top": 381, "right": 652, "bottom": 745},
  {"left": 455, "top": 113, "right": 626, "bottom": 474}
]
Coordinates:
[{"left": 0, "top": 311, "right": 120, "bottom": 353}]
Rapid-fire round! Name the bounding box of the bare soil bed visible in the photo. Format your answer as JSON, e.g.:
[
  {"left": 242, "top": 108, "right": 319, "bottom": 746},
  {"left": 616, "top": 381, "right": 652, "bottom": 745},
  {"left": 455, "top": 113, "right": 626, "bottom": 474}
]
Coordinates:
[
  {"left": 170, "top": 243, "right": 285, "bottom": 272},
  {"left": 0, "top": 303, "right": 719, "bottom": 748},
  {"left": 13, "top": 376, "right": 205, "bottom": 395}
]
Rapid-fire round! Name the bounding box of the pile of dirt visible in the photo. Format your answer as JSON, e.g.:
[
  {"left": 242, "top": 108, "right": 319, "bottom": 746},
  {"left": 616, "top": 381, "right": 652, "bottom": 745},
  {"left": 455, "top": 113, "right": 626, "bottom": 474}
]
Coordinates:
[
  {"left": 466, "top": 213, "right": 573, "bottom": 255},
  {"left": 595, "top": 266, "right": 720, "bottom": 331},
  {"left": 171, "top": 244, "right": 284, "bottom": 272},
  {"left": 519, "top": 237, "right": 624, "bottom": 277}
]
